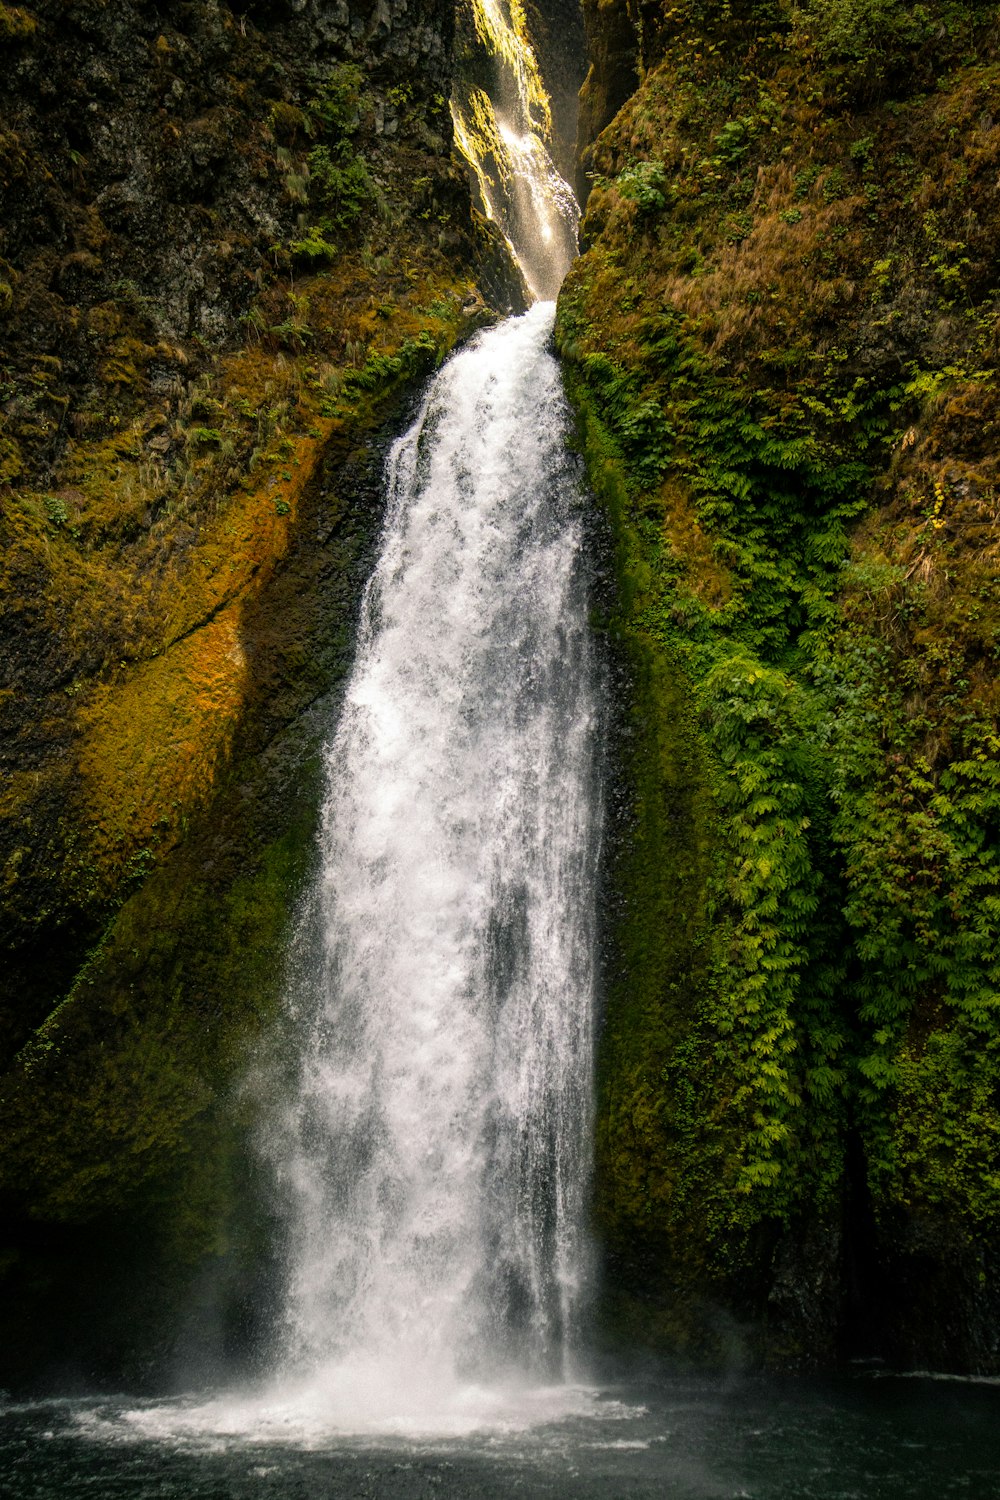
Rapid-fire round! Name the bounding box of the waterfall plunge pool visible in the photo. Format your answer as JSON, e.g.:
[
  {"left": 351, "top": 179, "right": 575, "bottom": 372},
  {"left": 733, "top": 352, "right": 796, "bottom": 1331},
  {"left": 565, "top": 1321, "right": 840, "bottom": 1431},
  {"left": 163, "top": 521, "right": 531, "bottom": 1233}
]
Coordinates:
[{"left": 3, "top": 1368, "right": 1000, "bottom": 1498}]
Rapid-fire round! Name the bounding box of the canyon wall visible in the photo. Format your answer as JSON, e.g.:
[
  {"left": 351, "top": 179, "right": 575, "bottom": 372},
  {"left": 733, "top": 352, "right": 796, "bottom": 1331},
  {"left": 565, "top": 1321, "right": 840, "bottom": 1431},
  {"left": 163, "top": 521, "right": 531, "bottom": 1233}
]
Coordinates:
[
  {"left": 0, "top": 0, "right": 516, "bottom": 1389},
  {"left": 564, "top": 0, "right": 1000, "bottom": 1371}
]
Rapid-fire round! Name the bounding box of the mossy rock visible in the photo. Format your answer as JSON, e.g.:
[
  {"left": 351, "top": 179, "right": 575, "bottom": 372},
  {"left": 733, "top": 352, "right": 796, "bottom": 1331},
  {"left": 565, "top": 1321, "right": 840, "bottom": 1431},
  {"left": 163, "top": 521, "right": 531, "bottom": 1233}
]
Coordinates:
[{"left": 566, "top": 0, "right": 1000, "bottom": 1370}]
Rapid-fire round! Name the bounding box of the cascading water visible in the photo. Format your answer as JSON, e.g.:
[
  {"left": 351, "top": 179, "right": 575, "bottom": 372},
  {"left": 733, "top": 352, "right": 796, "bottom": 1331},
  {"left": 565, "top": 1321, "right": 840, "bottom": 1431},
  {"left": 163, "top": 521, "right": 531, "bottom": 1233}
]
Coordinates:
[
  {"left": 265, "top": 300, "right": 600, "bottom": 1428},
  {"left": 105, "top": 4, "right": 598, "bottom": 1443},
  {"left": 250, "top": 4, "right": 599, "bottom": 1432},
  {"left": 44, "top": 0, "right": 616, "bottom": 1455},
  {"left": 452, "top": 0, "right": 580, "bottom": 299},
  {"left": 70, "top": 10, "right": 601, "bottom": 1449}
]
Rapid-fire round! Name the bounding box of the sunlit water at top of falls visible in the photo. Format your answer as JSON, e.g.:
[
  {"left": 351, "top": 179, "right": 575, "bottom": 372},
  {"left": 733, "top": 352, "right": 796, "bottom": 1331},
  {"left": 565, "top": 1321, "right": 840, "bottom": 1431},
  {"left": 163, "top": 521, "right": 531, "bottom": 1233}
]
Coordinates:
[{"left": 451, "top": 0, "right": 579, "bottom": 299}]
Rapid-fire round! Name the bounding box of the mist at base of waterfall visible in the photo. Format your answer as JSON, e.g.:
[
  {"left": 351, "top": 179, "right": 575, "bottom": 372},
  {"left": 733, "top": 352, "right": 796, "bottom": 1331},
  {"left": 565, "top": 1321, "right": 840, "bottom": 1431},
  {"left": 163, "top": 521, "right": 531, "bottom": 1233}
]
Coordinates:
[
  {"left": 5, "top": 1368, "right": 1000, "bottom": 1499},
  {"left": 96, "top": 1363, "right": 616, "bottom": 1444}
]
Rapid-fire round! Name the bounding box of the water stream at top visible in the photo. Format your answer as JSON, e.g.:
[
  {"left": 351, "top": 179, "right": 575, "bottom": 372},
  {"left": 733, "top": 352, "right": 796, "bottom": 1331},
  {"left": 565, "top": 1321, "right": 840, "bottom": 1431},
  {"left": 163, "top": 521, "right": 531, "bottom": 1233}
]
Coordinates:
[{"left": 451, "top": 0, "right": 580, "bottom": 299}]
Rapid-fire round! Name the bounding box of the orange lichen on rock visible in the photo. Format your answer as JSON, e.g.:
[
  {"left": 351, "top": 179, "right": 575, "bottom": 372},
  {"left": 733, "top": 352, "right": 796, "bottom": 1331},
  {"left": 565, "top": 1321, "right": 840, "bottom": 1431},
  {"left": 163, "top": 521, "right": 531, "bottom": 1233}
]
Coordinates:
[{"left": 77, "top": 608, "right": 249, "bottom": 867}]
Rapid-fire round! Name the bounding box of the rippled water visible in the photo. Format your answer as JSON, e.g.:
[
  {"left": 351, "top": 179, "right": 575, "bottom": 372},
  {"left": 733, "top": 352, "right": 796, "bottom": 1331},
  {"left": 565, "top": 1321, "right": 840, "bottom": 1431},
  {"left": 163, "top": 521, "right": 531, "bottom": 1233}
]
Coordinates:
[{"left": 4, "top": 1369, "right": 999, "bottom": 1498}]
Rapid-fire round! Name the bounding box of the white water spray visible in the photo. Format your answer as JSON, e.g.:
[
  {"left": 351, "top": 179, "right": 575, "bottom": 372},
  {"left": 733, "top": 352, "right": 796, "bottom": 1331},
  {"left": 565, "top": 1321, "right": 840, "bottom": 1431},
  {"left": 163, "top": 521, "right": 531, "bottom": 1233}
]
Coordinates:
[
  {"left": 262, "top": 298, "right": 601, "bottom": 1430},
  {"left": 240, "top": 4, "right": 600, "bottom": 1431}
]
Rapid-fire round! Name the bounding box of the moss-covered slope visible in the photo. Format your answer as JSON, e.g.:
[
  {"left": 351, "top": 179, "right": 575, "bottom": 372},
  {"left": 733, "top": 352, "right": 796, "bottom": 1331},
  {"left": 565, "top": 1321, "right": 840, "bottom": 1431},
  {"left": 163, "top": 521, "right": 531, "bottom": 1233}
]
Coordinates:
[
  {"left": 562, "top": 0, "right": 1000, "bottom": 1370},
  {"left": 0, "top": 0, "right": 516, "bottom": 1390}
]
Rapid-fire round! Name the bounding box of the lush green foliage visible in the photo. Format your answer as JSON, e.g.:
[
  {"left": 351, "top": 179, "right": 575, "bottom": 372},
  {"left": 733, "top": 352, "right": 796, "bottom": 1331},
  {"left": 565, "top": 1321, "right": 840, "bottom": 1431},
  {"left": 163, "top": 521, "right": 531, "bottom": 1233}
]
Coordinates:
[
  {"left": 791, "top": 0, "right": 937, "bottom": 98},
  {"left": 306, "top": 64, "right": 373, "bottom": 230},
  {"left": 307, "top": 146, "right": 372, "bottom": 230},
  {"left": 560, "top": 0, "right": 1000, "bottom": 1356},
  {"left": 287, "top": 224, "right": 339, "bottom": 265},
  {"left": 815, "top": 615, "right": 1000, "bottom": 1218}
]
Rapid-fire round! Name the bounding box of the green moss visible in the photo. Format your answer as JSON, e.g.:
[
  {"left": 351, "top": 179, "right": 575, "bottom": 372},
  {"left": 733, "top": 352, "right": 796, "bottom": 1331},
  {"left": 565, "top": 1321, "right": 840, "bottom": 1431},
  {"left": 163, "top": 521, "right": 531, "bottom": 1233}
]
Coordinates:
[
  {"left": 2, "top": 762, "right": 313, "bottom": 1213},
  {"left": 563, "top": 0, "right": 1000, "bottom": 1361},
  {"left": 565, "top": 368, "right": 849, "bottom": 1359},
  {"left": 0, "top": 4, "right": 36, "bottom": 42},
  {"left": 579, "top": 392, "right": 715, "bottom": 1227}
]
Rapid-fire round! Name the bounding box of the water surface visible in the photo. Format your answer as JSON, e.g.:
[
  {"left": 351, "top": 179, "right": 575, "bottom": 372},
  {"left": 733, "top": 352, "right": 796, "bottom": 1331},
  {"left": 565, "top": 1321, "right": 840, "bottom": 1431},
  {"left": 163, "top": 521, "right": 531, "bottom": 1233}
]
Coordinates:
[{"left": 4, "top": 1369, "right": 999, "bottom": 1498}]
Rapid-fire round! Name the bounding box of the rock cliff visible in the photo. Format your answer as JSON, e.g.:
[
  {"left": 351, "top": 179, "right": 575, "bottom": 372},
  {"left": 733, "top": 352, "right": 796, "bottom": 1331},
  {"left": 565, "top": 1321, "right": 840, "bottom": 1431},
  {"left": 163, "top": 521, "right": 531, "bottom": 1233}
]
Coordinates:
[
  {"left": 563, "top": 0, "right": 1000, "bottom": 1371},
  {"left": 0, "top": 0, "right": 514, "bottom": 1389}
]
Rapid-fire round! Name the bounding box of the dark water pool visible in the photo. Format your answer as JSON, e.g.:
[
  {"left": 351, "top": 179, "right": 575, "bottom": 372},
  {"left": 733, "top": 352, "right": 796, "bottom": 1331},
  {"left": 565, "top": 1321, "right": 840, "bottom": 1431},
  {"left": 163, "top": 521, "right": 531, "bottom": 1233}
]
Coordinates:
[{"left": 3, "top": 1369, "right": 999, "bottom": 1499}]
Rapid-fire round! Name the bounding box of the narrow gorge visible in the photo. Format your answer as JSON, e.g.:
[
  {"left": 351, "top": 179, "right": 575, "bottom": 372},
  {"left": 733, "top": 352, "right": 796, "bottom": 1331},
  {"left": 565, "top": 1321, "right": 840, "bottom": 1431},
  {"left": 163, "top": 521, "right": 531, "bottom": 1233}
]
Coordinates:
[{"left": 2, "top": 0, "right": 1000, "bottom": 1468}]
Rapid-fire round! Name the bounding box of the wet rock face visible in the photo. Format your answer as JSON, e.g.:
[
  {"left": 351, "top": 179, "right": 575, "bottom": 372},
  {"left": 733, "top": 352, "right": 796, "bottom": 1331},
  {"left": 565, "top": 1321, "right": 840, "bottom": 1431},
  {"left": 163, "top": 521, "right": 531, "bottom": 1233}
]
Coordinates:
[
  {"left": 0, "top": 0, "right": 508, "bottom": 1391},
  {"left": 575, "top": 0, "right": 636, "bottom": 195},
  {"left": 0, "top": 0, "right": 472, "bottom": 995},
  {"left": 0, "top": 0, "right": 457, "bottom": 475}
]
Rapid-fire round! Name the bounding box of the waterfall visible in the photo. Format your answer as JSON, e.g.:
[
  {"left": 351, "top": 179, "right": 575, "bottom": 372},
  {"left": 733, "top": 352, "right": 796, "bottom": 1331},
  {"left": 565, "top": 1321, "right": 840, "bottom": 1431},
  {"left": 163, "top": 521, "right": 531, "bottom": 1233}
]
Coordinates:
[
  {"left": 248, "top": 6, "right": 599, "bottom": 1433},
  {"left": 90, "top": 12, "right": 602, "bottom": 1453},
  {"left": 266, "top": 296, "right": 600, "bottom": 1425},
  {"left": 452, "top": 0, "right": 580, "bottom": 299}
]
